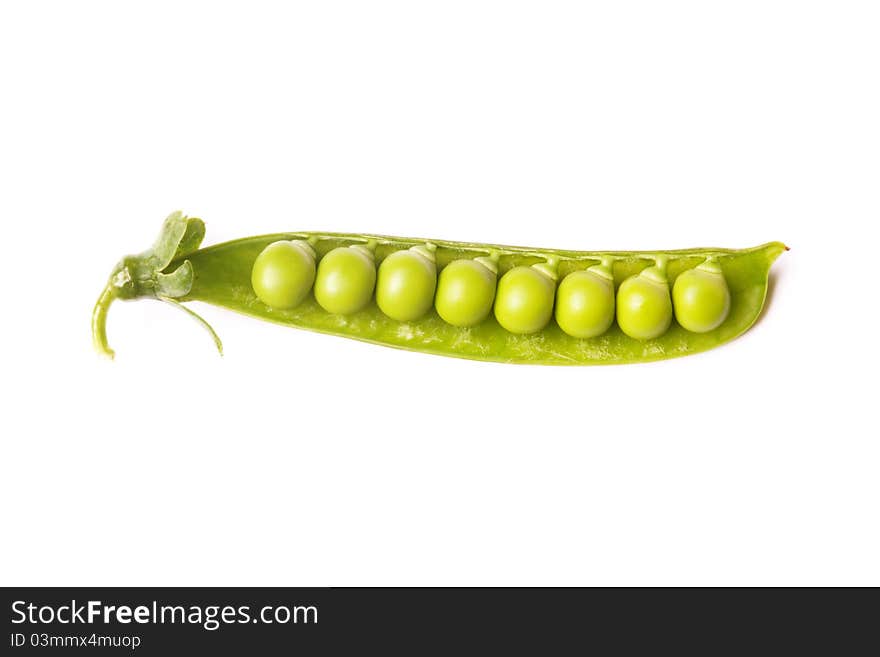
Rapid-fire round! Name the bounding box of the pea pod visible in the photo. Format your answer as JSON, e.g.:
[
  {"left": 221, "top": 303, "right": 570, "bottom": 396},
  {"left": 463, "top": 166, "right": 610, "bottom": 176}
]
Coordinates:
[{"left": 92, "top": 212, "right": 786, "bottom": 365}]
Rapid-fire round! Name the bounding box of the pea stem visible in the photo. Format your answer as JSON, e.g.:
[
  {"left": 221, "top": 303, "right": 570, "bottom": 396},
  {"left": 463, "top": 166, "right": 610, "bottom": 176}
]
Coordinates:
[
  {"left": 92, "top": 284, "right": 118, "bottom": 359},
  {"left": 474, "top": 251, "right": 500, "bottom": 275},
  {"left": 589, "top": 257, "right": 615, "bottom": 281},
  {"left": 351, "top": 240, "right": 377, "bottom": 259},
  {"left": 639, "top": 255, "right": 669, "bottom": 285},
  {"left": 532, "top": 257, "right": 559, "bottom": 281},
  {"left": 697, "top": 256, "right": 723, "bottom": 274},
  {"left": 410, "top": 243, "right": 437, "bottom": 263}
]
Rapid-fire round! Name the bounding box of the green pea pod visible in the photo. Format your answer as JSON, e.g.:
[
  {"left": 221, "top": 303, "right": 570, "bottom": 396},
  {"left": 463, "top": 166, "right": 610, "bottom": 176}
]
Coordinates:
[{"left": 93, "top": 212, "right": 786, "bottom": 364}]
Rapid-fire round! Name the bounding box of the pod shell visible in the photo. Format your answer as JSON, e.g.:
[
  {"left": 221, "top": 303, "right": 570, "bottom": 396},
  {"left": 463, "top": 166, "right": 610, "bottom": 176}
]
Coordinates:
[{"left": 179, "top": 234, "right": 785, "bottom": 365}]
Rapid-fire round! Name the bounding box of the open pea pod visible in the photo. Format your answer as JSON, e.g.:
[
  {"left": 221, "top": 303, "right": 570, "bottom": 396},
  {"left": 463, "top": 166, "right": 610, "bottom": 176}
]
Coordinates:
[{"left": 93, "top": 212, "right": 786, "bottom": 364}]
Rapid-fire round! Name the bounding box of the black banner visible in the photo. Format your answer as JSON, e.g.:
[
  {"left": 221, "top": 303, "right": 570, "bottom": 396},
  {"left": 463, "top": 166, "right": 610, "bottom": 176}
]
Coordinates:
[{"left": 1, "top": 587, "right": 873, "bottom": 654}]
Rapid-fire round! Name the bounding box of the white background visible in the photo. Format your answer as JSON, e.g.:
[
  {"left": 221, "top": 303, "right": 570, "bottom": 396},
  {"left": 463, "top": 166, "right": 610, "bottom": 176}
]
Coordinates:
[{"left": 1, "top": 1, "right": 877, "bottom": 586}]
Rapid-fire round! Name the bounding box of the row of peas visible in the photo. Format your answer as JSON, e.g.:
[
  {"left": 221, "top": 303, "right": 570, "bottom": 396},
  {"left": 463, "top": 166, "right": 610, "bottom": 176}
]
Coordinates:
[{"left": 251, "top": 239, "right": 731, "bottom": 339}]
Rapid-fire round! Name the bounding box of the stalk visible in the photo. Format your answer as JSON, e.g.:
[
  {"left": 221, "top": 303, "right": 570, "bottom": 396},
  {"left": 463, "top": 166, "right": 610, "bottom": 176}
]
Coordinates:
[{"left": 92, "top": 284, "right": 118, "bottom": 359}]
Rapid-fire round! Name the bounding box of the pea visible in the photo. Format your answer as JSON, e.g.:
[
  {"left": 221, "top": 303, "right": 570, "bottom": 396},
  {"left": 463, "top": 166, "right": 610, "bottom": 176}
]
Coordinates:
[
  {"left": 616, "top": 263, "right": 672, "bottom": 340},
  {"left": 376, "top": 244, "right": 437, "bottom": 321},
  {"left": 314, "top": 244, "right": 377, "bottom": 315},
  {"left": 493, "top": 261, "right": 557, "bottom": 335},
  {"left": 555, "top": 263, "right": 615, "bottom": 338},
  {"left": 93, "top": 211, "right": 787, "bottom": 363},
  {"left": 251, "top": 239, "right": 316, "bottom": 309},
  {"left": 435, "top": 256, "right": 498, "bottom": 327},
  {"left": 672, "top": 258, "right": 731, "bottom": 333}
]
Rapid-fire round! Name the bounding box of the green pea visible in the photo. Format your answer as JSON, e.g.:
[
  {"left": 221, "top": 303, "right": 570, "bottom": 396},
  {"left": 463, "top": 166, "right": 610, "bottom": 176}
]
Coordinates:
[
  {"left": 251, "top": 240, "right": 316, "bottom": 309},
  {"left": 616, "top": 263, "right": 672, "bottom": 340},
  {"left": 435, "top": 256, "right": 498, "bottom": 327},
  {"left": 376, "top": 244, "right": 437, "bottom": 321},
  {"left": 672, "top": 259, "right": 731, "bottom": 333},
  {"left": 314, "top": 244, "right": 377, "bottom": 315},
  {"left": 555, "top": 263, "right": 615, "bottom": 338},
  {"left": 493, "top": 261, "right": 557, "bottom": 334}
]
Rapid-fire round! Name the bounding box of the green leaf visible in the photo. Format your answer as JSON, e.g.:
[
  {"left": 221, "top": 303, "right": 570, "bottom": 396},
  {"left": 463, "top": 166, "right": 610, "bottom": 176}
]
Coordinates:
[
  {"left": 156, "top": 260, "right": 194, "bottom": 298},
  {"left": 174, "top": 217, "right": 206, "bottom": 259},
  {"left": 150, "top": 211, "right": 190, "bottom": 269}
]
